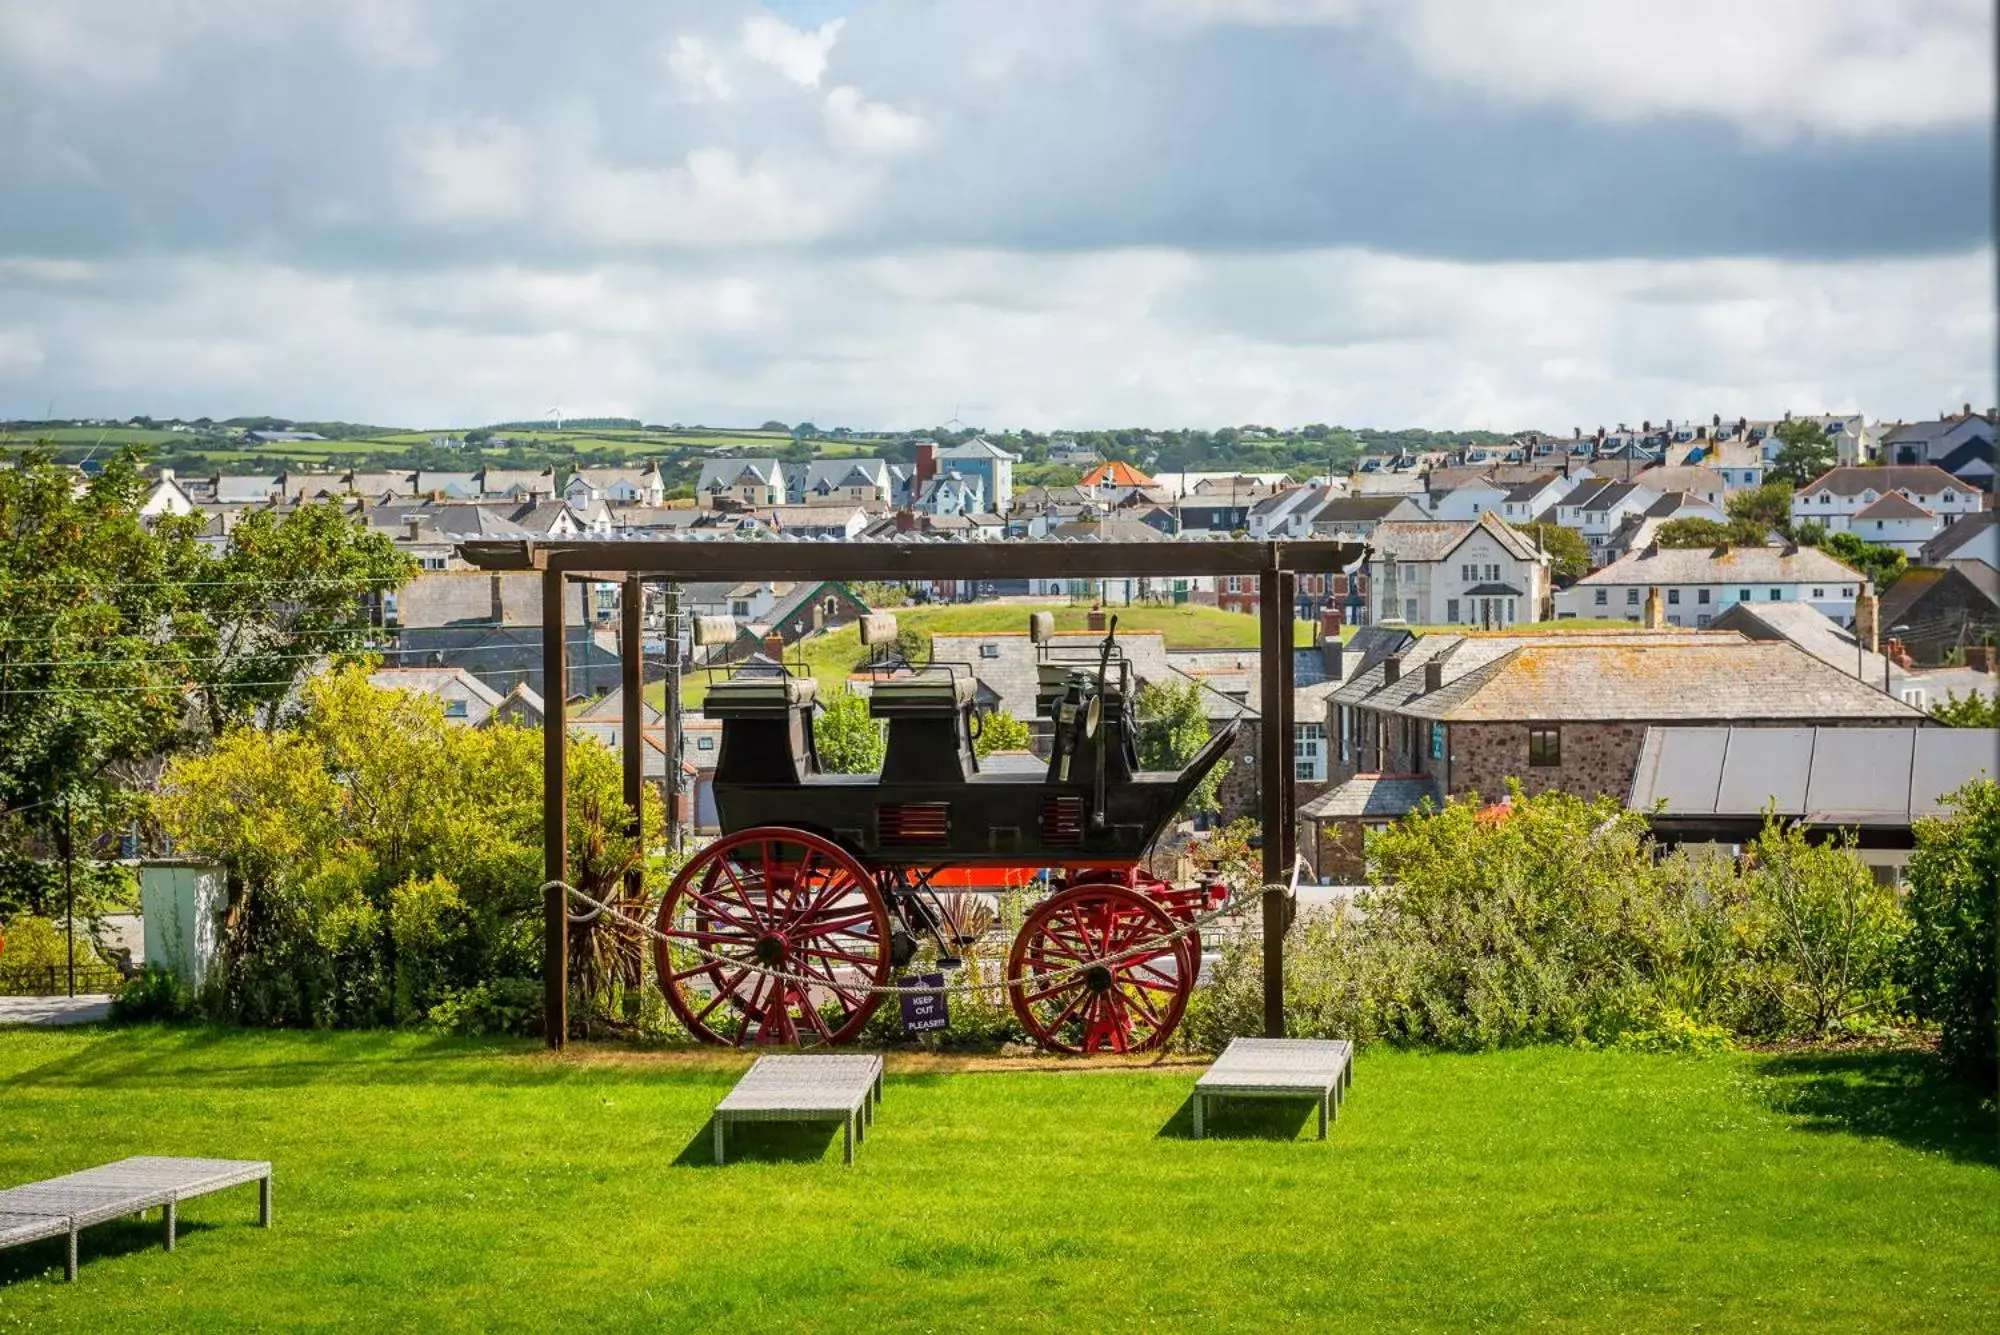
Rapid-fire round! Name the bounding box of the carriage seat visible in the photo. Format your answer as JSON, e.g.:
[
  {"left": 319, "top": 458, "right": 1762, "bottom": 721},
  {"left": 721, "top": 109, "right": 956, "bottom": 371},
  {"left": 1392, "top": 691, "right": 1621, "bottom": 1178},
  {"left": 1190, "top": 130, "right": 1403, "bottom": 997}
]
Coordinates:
[
  {"left": 868, "top": 674, "right": 976, "bottom": 716},
  {"left": 704, "top": 674, "right": 818, "bottom": 713}
]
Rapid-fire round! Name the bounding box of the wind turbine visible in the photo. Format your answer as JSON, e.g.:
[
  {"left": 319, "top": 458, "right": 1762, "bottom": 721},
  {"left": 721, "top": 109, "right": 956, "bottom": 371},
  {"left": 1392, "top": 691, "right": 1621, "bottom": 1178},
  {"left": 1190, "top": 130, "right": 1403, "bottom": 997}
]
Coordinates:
[{"left": 548, "top": 406, "right": 563, "bottom": 433}]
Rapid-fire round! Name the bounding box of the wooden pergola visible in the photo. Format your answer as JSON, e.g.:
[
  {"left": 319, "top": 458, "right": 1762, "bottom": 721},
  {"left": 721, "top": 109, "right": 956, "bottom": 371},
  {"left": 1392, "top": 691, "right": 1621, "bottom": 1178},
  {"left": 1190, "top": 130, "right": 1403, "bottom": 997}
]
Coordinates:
[{"left": 458, "top": 537, "right": 1364, "bottom": 1049}]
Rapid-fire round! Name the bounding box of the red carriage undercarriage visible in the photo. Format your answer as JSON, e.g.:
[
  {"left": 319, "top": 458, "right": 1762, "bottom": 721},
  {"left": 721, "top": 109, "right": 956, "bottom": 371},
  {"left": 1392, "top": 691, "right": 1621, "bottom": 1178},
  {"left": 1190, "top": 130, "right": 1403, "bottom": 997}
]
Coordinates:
[{"left": 653, "top": 614, "right": 1237, "bottom": 1054}]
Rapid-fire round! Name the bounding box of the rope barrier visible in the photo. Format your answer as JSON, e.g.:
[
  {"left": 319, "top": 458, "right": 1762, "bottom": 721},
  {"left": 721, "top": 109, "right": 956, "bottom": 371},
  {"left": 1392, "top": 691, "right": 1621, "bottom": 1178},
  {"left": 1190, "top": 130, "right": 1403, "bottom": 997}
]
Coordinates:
[{"left": 545, "top": 864, "right": 1301, "bottom": 1000}]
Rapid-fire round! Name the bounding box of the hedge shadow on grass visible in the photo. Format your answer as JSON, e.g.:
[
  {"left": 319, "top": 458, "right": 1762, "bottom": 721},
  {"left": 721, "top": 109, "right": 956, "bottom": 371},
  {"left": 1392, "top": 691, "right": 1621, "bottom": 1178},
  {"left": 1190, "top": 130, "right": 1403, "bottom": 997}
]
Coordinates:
[
  {"left": 1156, "top": 1092, "right": 1319, "bottom": 1141},
  {"left": 1756, "top": 1048, "right": 1997, "bottom": 1169}
]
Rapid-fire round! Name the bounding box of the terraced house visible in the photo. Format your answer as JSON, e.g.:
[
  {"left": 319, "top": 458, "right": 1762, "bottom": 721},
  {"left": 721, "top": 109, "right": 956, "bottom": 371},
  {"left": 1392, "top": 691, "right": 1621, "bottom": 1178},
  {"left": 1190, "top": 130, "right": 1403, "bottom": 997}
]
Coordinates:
[{"left": 1298, "top": 627, "right": 1926, "bottom": 880}]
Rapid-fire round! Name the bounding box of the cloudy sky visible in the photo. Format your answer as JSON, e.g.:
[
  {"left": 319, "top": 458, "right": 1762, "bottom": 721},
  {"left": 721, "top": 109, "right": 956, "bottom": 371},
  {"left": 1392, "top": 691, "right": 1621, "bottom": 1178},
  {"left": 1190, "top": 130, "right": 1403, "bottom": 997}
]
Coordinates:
[{"left": 0, "top": 0, "right": 1992, "bottom": 431}]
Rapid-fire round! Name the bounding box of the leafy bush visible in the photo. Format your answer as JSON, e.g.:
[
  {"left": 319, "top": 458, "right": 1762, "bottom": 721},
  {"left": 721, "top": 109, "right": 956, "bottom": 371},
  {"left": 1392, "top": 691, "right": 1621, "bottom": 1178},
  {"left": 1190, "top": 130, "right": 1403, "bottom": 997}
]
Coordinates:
[
  {"left": 110, "top": 965, "right": 198, "bottom": 1023},
  {"left": 0, "top": 914, "right": 114, "bottom": 986},
  {"left": 1901, "top": 780, "right": 1999, "bottom": 1080},
  {"left": 1182, "top": 790, "right": 1912, "bottom": 1054},
  {"left": 427, "top": 978, "right": 543, "bottom": 1037},
  {"left": 155, "top": 666, "right": 648, "bottom": 1033}
]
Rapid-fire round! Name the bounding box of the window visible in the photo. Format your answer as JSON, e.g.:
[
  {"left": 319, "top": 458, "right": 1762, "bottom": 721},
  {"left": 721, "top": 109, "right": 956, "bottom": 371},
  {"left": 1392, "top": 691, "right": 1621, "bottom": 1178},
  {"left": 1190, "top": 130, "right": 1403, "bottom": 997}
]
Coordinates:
[
  {"left": 1626, "top": 588, "right": 1640, "bottom": 605},
  {"left": 1225, "top": 575, "right": 1241, "bottom": 593},
  {"left": 731, "top": 600, "right": 751, "bottom": 617},
  {"left": 1446, "top": 598, "right": 1460, "bottom": 623},
  {"left": 1339, "top": 706, "right": 1351, "bottom": 763},
  {"left": 1594, "top": 589, "right": 1608, "bottom": 606},
  {"left": 1461, "top": 563, "right": 1475, "bottom": 581},
  {"left": 1295, "top": 724, "right": 1325, "bottom": 781},
  {"left": 1841, "top": 586, "right": 1853, "bottom": 597},
  {"left": 444, "top": 699, "right": 468, "bottom": 719},
  {"left": 1696, "top": 614, "right": 1711, "bottom": 626},
  {"left": 1528, "top": 726, "right": 1560, "bottom": 767},
  {"left": 1404, "top": 598, "right": 1418, "bottom": 622},
  {"left": 979, "top": 644, "right": 999, "bottom": 659},
  {"left": 696, "top": 736, "right": 715, "bottom": 751},
  {"left": 1739, "top": 588, "right": 1751, "bottom": 602},
  {"left": 1768, "top": 588, "right": 1781, "bottom": 601},
  {"left": 1485, "top": 563, "right": 1500, "bottom": 581},
  {"left": 1667, "top": 589, "right": 1680, "bottom": 605},
  {"left": 1430, "top": 722, "right": 1445, "bottom": 761},
  {"left": 1697, "top": 589, "right": 1711, "bottom": 605},
  {"left": 1900, "top": 687, "right": 1928, "bottom": 709},
  {"left": 1811, "top": 587, "right": 1825, "bottom": 599}
]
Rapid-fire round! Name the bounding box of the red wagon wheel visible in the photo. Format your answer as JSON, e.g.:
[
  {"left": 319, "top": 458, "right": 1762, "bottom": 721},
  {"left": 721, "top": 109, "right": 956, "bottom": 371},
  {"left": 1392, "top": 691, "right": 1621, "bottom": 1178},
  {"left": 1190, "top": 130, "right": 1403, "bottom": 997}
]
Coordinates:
[
  {"left": 1065, "top": 867, "right": 1203, "bottom": 996},
  {"left": 1005, "top": 884, "right": 1192, "bottom": 1055},
  {"left": 654, "top": 827, "right": 891, "bottom": 1047}
]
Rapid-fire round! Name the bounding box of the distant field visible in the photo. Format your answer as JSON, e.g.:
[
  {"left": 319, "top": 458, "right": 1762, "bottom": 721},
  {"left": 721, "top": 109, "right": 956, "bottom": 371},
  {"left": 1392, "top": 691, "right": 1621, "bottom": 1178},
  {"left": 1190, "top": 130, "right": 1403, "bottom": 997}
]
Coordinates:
[{"left": 1, "top": 427, "right": 185, "bottom": 448}]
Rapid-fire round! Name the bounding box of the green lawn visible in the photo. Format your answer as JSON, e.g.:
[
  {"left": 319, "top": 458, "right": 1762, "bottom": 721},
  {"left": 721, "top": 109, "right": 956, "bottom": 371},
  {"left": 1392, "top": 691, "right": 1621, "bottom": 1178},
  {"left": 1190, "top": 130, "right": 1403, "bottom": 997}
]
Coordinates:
[
  {"left": 650, "top": 602, "right": 1316, "bottom": 708},
  {"left": 1, "top": 1029, "right": 1992, "bottom": 1331}
]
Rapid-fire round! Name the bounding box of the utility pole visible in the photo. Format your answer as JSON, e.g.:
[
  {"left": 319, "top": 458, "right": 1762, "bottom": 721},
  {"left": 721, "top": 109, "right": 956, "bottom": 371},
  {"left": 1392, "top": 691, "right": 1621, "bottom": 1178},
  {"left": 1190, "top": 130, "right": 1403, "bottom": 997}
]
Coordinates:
[{"left": 664, "top": 582, "right": 683, "bottom": 851}]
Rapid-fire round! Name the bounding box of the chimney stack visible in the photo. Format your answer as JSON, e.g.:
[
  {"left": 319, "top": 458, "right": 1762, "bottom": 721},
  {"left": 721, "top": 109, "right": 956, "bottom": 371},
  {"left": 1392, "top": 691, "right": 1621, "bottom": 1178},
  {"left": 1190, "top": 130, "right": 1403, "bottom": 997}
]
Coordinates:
[
  {"left": 404, "top": 515, "right": 425, "bottom": 542},
  {"left": 914, "top": 442, "right": 939, "bottom": 489},
  {"left": 1423, "top": 660, "right": 1444, "bottom": 693},
  {"left": 1962, "top": 644, "right": 1994, "bottom": 674},
  {"left": 1320, "top": 604, "right": 1343, "bottom": 639},
  {"left": 1853, "top": 588, "right": 1879, "bottom": 654},
  {"left": 1324, "top": 638, "right": 1344, "bottom": 681},
  {"left": 763, "top": 632, "right": 786, "bottom": 662},
  {"left": 1383, "top": 653, "right": 1402, "bottom": 685},
  {"left": 1642, "top": 586, "right": 1664, "bottom": 630}
]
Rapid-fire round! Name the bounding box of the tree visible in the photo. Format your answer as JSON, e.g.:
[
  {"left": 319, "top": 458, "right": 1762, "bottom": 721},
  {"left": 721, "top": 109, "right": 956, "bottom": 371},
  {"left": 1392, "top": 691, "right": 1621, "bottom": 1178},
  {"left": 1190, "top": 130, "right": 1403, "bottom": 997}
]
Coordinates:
[
  {"left": 974, "top": 708, "right": 1032, "bottom": 758},
  {"left": 1655, "top": 518, "right": 1732, "bottom": 549},
  {"left": 1136, "top": 678, "right": 1222, "bottom": 816},
  {"left": 1900, "top": 779, "right": 1999, "bottom": 1080},
  {"left": 1768, "top": 418, "right": 1838, "bottom": 487},
  {"left": 1512, "top": 521, "right": 1588, "bottom": 583},
  {"left": 759, "top": 420, "right": 790, "bottom": 434},
  {"left": 182, "top": 502, "right": 415, "bottom": 736},
  {"left": 0, "top": 450, "right": 208, "bottom": 920},
  {"left": 1819, "top": 530, "right": 1906, "bottom": 592},
  {"left": 813, "top": 689, "right": 884, "bottom": 774},
  {"left": 1930, "top": 691, "right": 1999, "bottom": 727},
  {"left": 1726, "top": 482, "right": 1794, "bottom": 540}
]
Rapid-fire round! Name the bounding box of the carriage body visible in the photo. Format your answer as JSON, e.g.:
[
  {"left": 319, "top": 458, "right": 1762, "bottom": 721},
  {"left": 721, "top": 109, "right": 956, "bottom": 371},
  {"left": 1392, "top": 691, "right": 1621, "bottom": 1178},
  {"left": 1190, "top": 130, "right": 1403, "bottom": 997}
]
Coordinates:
[{"left": 653, "top": 618, "right": 1235, "bottom": 1054}]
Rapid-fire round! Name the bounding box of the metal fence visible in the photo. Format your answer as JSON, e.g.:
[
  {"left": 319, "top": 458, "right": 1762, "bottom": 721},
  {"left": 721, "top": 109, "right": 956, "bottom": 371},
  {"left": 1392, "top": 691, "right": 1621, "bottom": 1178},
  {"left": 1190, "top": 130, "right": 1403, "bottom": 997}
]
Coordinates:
[{"left": 0, "top": 964, "right": 126, "bottom": 997}]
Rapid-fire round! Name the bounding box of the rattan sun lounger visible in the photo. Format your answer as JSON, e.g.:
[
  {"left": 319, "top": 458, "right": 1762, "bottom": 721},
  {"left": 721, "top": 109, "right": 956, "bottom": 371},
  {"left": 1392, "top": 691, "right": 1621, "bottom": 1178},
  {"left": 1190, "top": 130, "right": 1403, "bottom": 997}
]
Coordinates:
[
  {"left": 0, "top": 1156, "right": 271, "bottom": 1281},
  {"left": 713, "top": 1055, "right": 884, "bottom": 1166},
  {"left": 1193, "top": 1038, "right": 1353, "bottom": 1140}
]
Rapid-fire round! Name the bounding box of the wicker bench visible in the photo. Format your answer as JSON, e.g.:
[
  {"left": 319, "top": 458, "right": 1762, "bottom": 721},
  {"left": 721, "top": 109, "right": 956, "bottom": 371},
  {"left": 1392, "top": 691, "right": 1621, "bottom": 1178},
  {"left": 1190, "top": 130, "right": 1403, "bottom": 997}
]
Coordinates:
[
  {"left": 1193, "top": 1038, "right": 1353, "bottom": 1140},
  {"left": 0, "top": 1156, "right": 271, "bottom": 1281},
  {"left": 713, "top": 1055, "right": 884, "bottom": 1166}
]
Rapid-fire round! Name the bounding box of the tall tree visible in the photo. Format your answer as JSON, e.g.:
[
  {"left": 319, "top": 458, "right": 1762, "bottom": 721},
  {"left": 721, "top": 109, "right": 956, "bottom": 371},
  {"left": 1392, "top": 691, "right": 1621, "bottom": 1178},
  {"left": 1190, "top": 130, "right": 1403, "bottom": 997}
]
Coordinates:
[
  {"left": 181, "top": 502, "right": 415, "bottom": 736},
  {"left": 1818, "top": 531, "right": 1906, "bottom": 592},
  {"left": 0, "top": 451, "right": 207, "bottom": 914},
  {"left": 1512, "top": 521, "right": 1588, "bottom": 582},
  {"left": 1136, "top": 678, "right": 1223, "bottom": 816},
  {"left": 1726, "top": 482, "right": 1794, "bottom": 540},
  {"left": 813, "top": 689, "right": 885, "bottom": 773},
  {"left": 1767, "top": 418, "right": 1838, "bottom": 487}
]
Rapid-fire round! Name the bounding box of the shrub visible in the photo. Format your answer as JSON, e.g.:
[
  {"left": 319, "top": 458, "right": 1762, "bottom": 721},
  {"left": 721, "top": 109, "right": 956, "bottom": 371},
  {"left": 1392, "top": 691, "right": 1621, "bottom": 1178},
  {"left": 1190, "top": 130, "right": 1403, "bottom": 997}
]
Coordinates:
[
  {"left": 0, "top": 914, "right": 114, "bottom": 989},
  {"left": 1901, "top": 780, "right": 1999, "bottom": 1081},
  {"left": 110, "top": 965, "right": 198, "bottom": 1023},
  {"left": 427, "top": 978, "right": 543, "bottom": 1037}
]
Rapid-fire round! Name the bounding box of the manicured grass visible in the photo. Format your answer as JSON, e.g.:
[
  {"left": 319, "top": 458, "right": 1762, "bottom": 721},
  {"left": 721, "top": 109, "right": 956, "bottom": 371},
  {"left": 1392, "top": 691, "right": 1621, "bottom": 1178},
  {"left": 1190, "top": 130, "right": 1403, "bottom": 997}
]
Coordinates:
[
  {"left": 650, "top": 602, "right": 1312, "bottom": 708},
  {"left": 1, "top": 1029, "right": 1992, "bottom": 1331}
]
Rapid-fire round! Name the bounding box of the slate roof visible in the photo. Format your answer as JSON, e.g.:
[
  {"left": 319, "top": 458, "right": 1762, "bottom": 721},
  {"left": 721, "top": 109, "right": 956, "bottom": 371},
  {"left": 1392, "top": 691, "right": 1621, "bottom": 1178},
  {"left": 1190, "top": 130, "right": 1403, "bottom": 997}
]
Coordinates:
[
  {"left": 941, "top": 436, "right": 1019, "bottom": 461},
  {"left": 1629, "top": 727, "right": 1988, "bottom": 825},
  {"left": 1880, "top": 563, "right": 2000, "bottom": 627},
  {"left": 697, "top": 458, "right": 783, "bottom": 492},
  {"left": 1298, "top": 774, "right": 1440, "bottom": 820},
  {"left": 1312, "top": 496, "right": 1423, "bottom": 525},
  {"left": 1795, "top": 465, "right": 1965, "bottom": 499},
  {"left": 802, "top": 459, "right": 891, "bottom": 493},
  {"left": 1333, "top": 632, "right": 1924, "bottom": 723},
  {"left": 1369, "top": 513, "right": 1540, "bottom": 564},
  {"left": 1707, "top": 601, "right": 1887, "bottom": 680},
  {"left": 1572, "top": 543, "right": 1864, "bottom": 587},
  {"left": 1922, "top": 511, "right": 1998, "bottom": 562}
]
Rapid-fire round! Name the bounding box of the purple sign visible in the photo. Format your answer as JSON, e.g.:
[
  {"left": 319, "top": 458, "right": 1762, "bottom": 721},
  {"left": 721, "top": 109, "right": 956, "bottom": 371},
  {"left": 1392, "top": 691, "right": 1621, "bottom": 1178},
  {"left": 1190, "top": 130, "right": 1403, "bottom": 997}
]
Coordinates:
[{"left": 897, "top": 974, "right": 949, "bottom": 1034}]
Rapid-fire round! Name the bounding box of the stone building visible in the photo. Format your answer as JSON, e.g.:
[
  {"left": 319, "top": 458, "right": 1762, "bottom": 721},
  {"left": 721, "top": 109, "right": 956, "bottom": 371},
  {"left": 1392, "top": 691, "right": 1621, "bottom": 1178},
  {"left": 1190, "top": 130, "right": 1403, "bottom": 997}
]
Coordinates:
[{"left": 1298, "top": 627, "right": 1928, "bottom": 881}]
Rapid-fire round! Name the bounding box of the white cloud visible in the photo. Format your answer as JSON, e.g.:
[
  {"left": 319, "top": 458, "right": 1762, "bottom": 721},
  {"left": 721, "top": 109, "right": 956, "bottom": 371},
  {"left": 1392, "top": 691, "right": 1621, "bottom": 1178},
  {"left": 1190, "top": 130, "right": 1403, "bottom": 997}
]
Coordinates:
[
  {"left": 824, "top": 87, "right": 929, "bottom": 155},
  {"left": 404, "top": 119, "right": 535, "bottom": 223},
  {"left": 1394, "top": 0, "right": 1995, "bottom": 138},
  {"left": 1138, "top": 0, "right": 1366, "bottom": 26},
  {"left": 553, "top": 145, "right": 839, "bottom": 247},
  {"left": 741, "top": 14, "right": 844, "bottom": 89},
  {"left": 3, "top": 247, "right": 1987, "bottom": 428},
  {"left": 664, "top": 34, "right": 732, "bottom": 101}
]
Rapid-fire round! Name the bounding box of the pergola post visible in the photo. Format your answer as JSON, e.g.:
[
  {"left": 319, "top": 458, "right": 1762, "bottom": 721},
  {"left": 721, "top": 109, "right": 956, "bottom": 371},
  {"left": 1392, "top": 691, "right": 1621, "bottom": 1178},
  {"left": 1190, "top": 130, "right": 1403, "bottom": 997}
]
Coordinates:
[
  {"left": 1257, "top": 562, "right": 1293, "bottom": 1038},
  {"left": 620, "top": 575, "right": 645, "bottom": 904},
  {"left": 542, "top": 567, "right": 569, "bottom": 1050}
]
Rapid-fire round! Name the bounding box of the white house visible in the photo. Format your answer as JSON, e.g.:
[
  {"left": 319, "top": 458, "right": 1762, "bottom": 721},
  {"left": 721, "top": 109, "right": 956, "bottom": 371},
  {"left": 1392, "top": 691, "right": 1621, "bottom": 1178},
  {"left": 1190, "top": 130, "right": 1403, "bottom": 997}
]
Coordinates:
[
  {"left": 1555, "top": 543, "right": 1867, "bottom": 626},
  {"left": 1790, "top": 465, "right": 1982, "bottom": 555},
  {"left": 914, "top": 470, "right": 985, "bottom": 517},
  {"left": 565, "top": 466, "right": 665, "bottom": 510},
  {"left": 1424, "top": 478, "right": 1509, "bottom": 521},
  {"left": 796, "top": 459, "right": 894, "bottom": 507},
  {"left": 695, "top": 458, "right": 785, "bottom": 510},
  {"left": 139, "top": 468, "right": 197, "bottom": 518},
  {"left": 1552, "top": 478, "right": 1662, "bottom": 564},
  {"left": 1496, "top": 473, "right": 1575, "bottom": 523},
  {"left": 1368, "top": 513, "right": 1552, "bottom": 627}
]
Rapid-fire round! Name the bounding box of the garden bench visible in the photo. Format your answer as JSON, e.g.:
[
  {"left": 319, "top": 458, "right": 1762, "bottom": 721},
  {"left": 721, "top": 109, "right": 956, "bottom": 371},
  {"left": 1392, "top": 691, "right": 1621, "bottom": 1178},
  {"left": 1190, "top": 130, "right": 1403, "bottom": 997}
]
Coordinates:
[
  {"left": 1193, "top": 1038, "right": 1353, "bottom": 1140},
  {"left": 0, "top": 1156, "right": 271, "bottom": 1281},
  {"left": 713, "top": 1054, "right": 883, "bottom": 1166}
]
